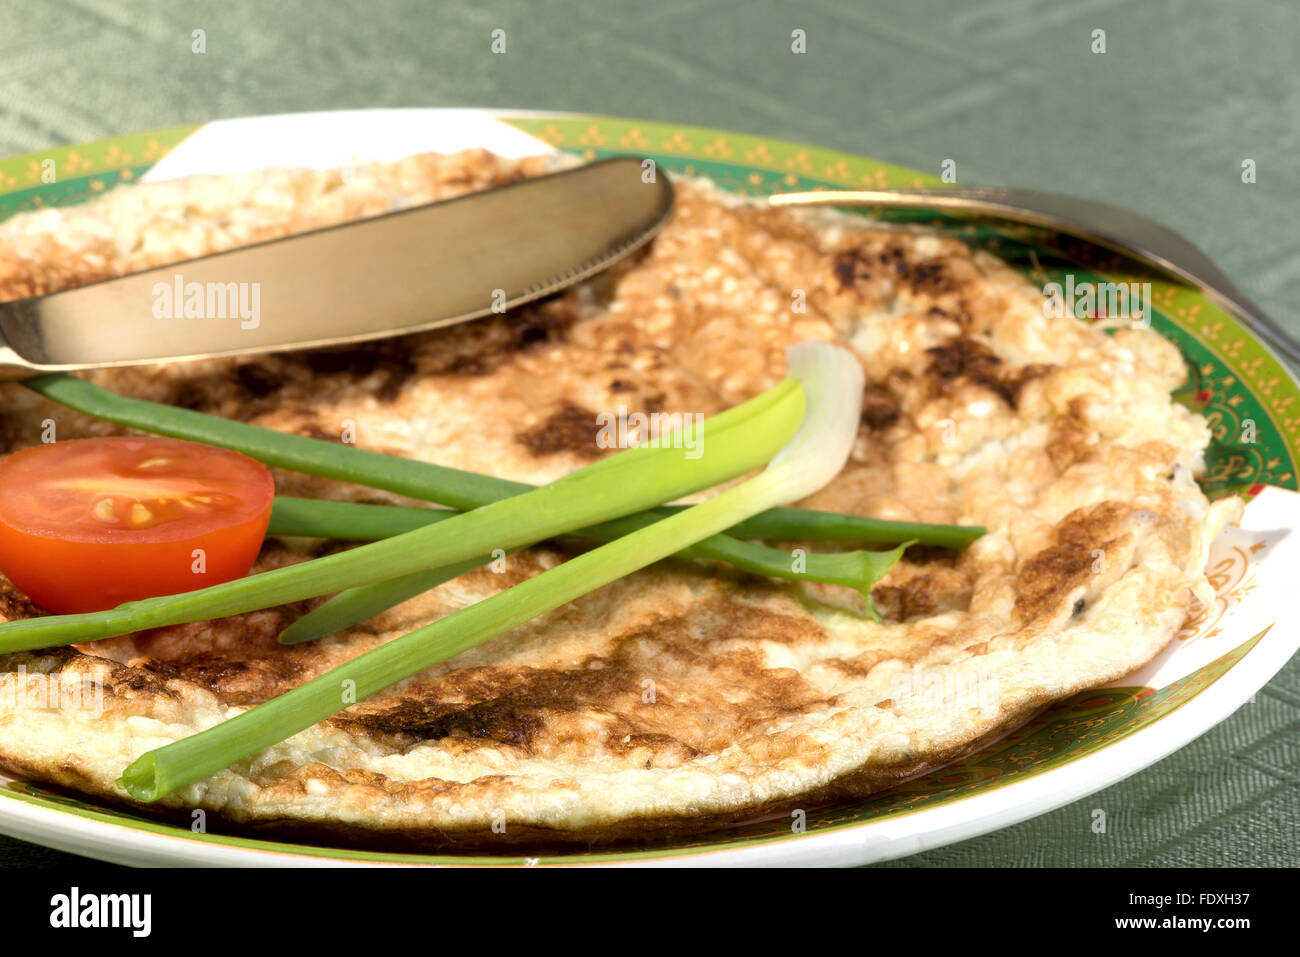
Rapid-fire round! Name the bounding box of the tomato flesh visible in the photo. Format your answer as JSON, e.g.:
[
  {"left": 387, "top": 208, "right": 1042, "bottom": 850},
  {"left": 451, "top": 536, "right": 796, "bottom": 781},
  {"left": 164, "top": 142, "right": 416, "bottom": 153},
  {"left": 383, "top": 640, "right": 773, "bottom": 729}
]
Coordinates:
[{"left": 0, "top": 436, "right": 274, "bottom": 613}]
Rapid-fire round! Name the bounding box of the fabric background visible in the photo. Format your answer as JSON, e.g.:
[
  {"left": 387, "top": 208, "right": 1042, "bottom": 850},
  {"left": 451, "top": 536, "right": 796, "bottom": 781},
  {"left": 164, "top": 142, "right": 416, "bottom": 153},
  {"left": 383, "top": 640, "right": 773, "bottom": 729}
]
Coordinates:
[{"left": 0, "top": 0, "right": 1294, "bottom": 867}]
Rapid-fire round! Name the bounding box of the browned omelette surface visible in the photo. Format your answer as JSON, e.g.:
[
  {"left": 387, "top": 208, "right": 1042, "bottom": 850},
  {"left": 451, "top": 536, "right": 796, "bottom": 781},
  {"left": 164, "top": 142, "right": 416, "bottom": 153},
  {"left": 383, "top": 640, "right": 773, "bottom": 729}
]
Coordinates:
[{"left": 0, "top": 151, "right": 1238, "bottom": 845}]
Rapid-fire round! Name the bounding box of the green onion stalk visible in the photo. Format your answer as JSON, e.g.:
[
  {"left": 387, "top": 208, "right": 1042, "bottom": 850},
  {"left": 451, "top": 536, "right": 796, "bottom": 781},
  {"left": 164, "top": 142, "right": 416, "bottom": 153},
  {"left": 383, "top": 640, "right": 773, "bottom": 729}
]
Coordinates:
[{"left": 270, "top": 496, "right": 978, "bottom": 549}]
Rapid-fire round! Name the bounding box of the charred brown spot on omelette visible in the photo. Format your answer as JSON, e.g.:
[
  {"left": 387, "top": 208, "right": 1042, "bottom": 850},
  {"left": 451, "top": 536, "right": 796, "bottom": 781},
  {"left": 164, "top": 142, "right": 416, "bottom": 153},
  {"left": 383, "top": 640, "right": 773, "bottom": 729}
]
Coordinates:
[
  {"left": 924, "top": 337, "right": 1055, "bottom": 409},
  {"left": 871, "top": 563, "right": 971, "bottom": 621},
  {"left": 832, "top": 248, "right": 873, "bottom": 293},
  {"left": 860, "top": 384, "right": 901, "bottom": 431},
  {"left": 1014, "top": 501, "right": 1145, "bottom": 624},
  {"left": 515, "top": 400, "right": 605, "bottom": 459},
  {"left": 1047, "top": 395, "right": 1100, "bottom": 472}
]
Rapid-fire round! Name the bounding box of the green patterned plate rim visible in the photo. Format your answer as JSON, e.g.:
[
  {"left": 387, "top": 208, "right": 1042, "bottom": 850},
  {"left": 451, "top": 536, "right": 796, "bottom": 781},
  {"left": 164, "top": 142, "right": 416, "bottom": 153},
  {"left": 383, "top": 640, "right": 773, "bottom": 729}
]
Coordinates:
[{"left": 0, "top": 111, "right": 1292, "bottom": 865}]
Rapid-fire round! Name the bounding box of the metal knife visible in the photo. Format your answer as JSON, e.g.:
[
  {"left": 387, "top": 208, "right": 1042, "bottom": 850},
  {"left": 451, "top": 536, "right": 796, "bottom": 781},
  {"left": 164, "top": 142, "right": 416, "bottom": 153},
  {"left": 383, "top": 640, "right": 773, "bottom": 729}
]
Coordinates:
[{"left": 0, "top": 157, "right": 674, "bottom": 378}]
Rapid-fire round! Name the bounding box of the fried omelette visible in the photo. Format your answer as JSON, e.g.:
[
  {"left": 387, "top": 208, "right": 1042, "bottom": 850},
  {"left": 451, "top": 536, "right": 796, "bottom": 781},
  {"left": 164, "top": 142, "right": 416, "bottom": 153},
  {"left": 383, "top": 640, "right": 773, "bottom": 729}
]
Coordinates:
[{"left": 0, "top": 149, "right": 1240, "bottom": 847}]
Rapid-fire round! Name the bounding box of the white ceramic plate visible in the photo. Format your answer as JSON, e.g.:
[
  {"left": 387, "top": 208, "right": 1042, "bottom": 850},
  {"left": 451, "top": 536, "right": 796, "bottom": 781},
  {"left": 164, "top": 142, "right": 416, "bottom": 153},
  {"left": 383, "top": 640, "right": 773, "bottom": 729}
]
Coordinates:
[{"left": 0, "top": 109, "right": 1294, "bottom": 866}]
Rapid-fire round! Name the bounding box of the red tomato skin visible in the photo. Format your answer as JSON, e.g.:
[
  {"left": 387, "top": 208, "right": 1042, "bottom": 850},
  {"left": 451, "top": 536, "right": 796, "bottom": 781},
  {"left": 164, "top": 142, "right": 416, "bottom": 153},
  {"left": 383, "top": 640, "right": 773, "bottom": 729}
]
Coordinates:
[
  {"left": 0, "top": 437, "right": 274, "bottom": 614},
  {"left": 0, "top": 509, "right": 271, "bottom": 613}
]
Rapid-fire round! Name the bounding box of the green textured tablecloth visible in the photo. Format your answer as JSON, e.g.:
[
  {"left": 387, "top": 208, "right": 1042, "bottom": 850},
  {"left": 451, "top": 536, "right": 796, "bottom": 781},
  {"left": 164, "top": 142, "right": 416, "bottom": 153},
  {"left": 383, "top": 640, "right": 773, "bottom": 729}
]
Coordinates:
[{"left": 0, "top": 0, "right": 1295, "bottom": 868}]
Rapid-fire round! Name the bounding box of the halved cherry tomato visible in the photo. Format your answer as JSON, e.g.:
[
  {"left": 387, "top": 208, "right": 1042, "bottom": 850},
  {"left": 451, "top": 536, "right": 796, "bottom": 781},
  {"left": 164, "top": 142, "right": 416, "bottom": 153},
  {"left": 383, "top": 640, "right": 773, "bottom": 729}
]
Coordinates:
[{"left": 0, "top": 436, "right": 274, "bottom": 613}]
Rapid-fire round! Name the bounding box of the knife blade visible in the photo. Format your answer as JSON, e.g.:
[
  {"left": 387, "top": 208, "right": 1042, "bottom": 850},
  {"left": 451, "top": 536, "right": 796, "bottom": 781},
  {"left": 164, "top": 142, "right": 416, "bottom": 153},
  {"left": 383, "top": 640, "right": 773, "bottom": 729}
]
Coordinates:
[{"left": 0, "top": 156, "right": 674, "bottom": 377}]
